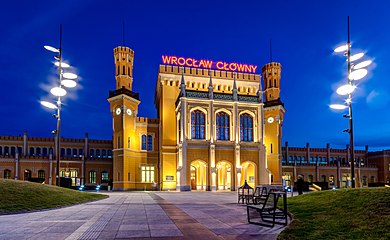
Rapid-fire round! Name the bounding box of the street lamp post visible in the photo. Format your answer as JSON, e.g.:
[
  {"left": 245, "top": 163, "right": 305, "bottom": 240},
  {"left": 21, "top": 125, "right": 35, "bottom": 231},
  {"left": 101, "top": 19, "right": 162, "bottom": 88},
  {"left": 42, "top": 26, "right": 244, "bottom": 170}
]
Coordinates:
[
  {"left": 41, "top": 24, "right": 78, "bottom": 187},
  {"left": 330, "top": 16, "right": 372, "bottom": 188}
]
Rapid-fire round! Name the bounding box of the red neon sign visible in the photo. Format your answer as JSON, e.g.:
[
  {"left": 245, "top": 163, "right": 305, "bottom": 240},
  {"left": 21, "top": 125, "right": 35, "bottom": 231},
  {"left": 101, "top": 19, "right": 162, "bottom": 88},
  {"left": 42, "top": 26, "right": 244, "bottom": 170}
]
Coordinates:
[{"left": 162, "top": 55, "right": 257, "bottom": 73}]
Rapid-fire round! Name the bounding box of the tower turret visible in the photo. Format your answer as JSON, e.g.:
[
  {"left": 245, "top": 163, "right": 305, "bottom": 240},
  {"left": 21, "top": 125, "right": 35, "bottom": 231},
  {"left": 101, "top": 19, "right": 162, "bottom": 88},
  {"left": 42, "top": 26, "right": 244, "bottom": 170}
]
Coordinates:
[
  {"left": 114, "top": 46, "right": 134, "bottom": 90},
  {"left": 262, "top": 62, "right": 281, "bottom": 102}
]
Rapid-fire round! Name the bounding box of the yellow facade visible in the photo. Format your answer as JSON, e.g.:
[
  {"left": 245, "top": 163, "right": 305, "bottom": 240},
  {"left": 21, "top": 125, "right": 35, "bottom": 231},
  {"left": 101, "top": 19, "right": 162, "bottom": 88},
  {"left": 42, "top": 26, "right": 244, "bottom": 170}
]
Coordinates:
[{"left": 106, "top": 45, "right": 284, "bottom": 191}]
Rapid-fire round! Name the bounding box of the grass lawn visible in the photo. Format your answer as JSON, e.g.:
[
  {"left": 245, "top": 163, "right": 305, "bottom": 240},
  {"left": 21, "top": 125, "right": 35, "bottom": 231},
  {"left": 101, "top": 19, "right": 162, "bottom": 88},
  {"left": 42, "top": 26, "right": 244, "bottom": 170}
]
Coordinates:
[
  {"left": 0, "top": 179, "right": 107, "bottom": 214},
  {"left": 278, "top": 187, "right": 390, "bottom": 240}
]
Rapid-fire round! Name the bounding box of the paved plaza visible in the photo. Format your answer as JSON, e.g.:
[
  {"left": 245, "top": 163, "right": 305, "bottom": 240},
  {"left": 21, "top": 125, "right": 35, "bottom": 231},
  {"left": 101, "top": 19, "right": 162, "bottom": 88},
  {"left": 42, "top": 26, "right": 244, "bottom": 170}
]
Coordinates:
[{"left": 0, "top": 191, "right": 288, "bottom": 239}]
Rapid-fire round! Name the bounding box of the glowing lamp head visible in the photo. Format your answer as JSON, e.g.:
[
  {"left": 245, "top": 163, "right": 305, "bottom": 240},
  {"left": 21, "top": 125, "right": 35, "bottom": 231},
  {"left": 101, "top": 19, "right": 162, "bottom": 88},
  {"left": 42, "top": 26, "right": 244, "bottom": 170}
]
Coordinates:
[
  {"left": 62, "top": 72, "right": 78, "bottom": 79},
  {"left": 40, "top": 100, "right": 57, "bottom": 109},
  {"left": 61, "top": 79, "right": 77, "bottom": 88},
  {"left": 349, "top": 69, "right": 368, "bottom": 80},
  {"left": 50, "top": 87, "right": 67, "bottom": 97},
  {"left": 330, "top": 104, "right": 348, "bottom": 110},
  {"left": 334, "top": 44, "right": 348, "bottom": 53},
  {"left": 54, "top": 62, "right": 70, "bottom": 68},
  {"left": 44, "top": 45, "right": 60, "bottom": 53},
  {"left": 353, "top": 60, "right": 372, "bottom": 70},
  {"left": 349, "top": 53, "right": 364, "bottom": 62},
  {"left": 336, "top": 84, "right": 356, "bottom": 96}
]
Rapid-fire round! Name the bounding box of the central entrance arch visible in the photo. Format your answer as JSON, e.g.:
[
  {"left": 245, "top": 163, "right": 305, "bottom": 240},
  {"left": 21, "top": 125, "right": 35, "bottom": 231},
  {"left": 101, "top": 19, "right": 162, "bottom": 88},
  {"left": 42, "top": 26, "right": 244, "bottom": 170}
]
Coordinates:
[
  {"left": 190, "top": 160, "right": 207, "bottom": 190},
  {"left": 216, "top": 161, "right": 232, "bottom": 190},
  {"left": 240, "top": 161, "right": 256, "bottom": 188}
]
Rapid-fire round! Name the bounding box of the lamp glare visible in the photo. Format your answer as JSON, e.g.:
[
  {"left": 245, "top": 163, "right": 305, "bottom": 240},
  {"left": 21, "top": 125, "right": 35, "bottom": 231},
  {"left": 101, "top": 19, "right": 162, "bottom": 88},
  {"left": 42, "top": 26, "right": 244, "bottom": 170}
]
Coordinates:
[
  {"left": 353, "top": 60, "right": 372, "bottom": 70},
  {"left": 40, "top": 101, "right": 58, "bottom": 109},
  {"left": 61, "top": 79, "right": 77, "bottom": 88},
  {"left": 334, "top": 44, "right": 348, "bottom": 53},
  {"left": 54, "top": 62, "right": 70, "bottom": 68},
  {"left": 330, "top": 104, "right": 348, "bottom": 110},
  {"left": 336, "top": 84, "right": 356, "bottom": 96},
  {"left": 349, "top": 53, "right": 364, "bottom": 62},
  {"left": 50, "top": 87, "right": 67, "bottom": 97},
  {"left": 44, "top": 45, "right": 60, "bottom": 53},
  {"left": 62, "top": 72, "right": 78, "bottom": 79},
  {"left": 349, "top": 69, "right": 368, "bottom": 80}
]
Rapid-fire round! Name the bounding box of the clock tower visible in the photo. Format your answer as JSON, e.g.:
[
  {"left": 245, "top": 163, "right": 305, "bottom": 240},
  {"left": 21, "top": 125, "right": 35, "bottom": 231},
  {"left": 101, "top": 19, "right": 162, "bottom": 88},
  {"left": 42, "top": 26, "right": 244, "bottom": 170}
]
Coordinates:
[
  {"left": 107, "top": 46, "right": 140, "bottom": 190},
  {"left": 262, "top": 62, "right": 285, "bottom": 184}
]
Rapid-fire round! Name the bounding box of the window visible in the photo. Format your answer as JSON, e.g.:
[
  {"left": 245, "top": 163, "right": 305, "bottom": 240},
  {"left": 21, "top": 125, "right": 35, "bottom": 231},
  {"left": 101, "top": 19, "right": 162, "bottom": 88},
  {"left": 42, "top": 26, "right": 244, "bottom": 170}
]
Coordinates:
[
  {"left": 38, "top": 170, "right": 45, "bottom": 180},
  {"left": 216, "top": 112, "right": 230, "bottom": 141},
  {"left": 4, "top": 169, "right": 11, "bottom": 179},
  {"left": 96, "top": 149, "right": 100, "bottom": 158},
  {"left": 101, "top": 171, "right": 109, "bottom": 182},
  {"left": 79, "top": 149, "right": 83, "bottom": 157},
  {"left": 11, "top": 147, "right": 16, "bottom": 156},
  {"left": 66, "top": 148, "right": 71, "bottom": 157},
  {"left": 308, "top": 175, "right": 313, "bottom": 183},
  {"left": 107, "top": 150, "right": 112, "bottom": 158},
  {"left": 370, "top": 176, "right": 375, "bottom": 183},
  {"left": 147, "top": 135, "right": 153, "bottom": 150},
  {"left": 42, "top": 148, "right": 48, "bottom": 156},
  {"left": 240, "top": 114, "right": 253, "bottom": 142},
  {"left": 141, "top": 135, "right": 147, "bottom": 150},
  {"left": 141, "top": 165, "right": 155, "bottom": 183},
  {"left": 321, "top": 175, "right": 326, "bottom": 182},
  {"left": 89, "top": 171, "right": 97, "bottom": 184},
  {"left": 102, "top": 149, "right": 106, "bottom": 158},
  {"left": 72, "top": 149, "right": 77, "bottom": 157},
  {"left": 4, "top": 146, "right": 9, "bottom": 155},
  {"left": 0, "top": 146, "right": 2, "bottom": 155},
  {"left": 191, "top": 110, "right": 205, "bottom": 139},
  {"left": 61, "top": 148, "right": 65, "bottom": 157},
  {"left": 90, "top": 149, "right": 95, "bottom": 158},
  {"left": 30, "top": 147, "right": 35, "bottom": 156},
  {"left": 49, "top": 148, "right": 53, "bottom": 155}
]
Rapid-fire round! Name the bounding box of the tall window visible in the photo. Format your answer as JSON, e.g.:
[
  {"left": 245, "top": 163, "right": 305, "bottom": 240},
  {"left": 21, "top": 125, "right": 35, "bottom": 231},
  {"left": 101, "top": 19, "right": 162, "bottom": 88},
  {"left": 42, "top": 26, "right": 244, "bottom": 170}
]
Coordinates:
[
  {"left": 240, "top": 113, "right": 253, "bottom": 142},
  {"left": 4, "top": 169, "right": 11, "bottom": 179},
  {"left": 90, "top": 149, "right": 95, "bottom": 158},
  {"left": 191, "top": 110, "right": 205, "bottom": 139},
  {"left": 141, "top": 135, "right": 153, "bottom": 150},
  {"left": 141, "top": 165, "right": 155, "bottom": 183},
  {"left": 89, "top": 171, "right": 97, "bottom": 184},
  {"left": 38, "top": 170, "right": 45, "bottom": 180},
  {"left": 216, "top": 112, "right": 230, "bottom": 141},
  {"left": 147, "top": 135, "right": 153, "bottom": 150}
]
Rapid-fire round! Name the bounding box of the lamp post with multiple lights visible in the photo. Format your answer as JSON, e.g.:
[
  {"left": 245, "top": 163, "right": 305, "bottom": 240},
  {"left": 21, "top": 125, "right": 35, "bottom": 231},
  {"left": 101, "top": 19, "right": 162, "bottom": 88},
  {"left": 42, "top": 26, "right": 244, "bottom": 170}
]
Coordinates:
[
  {"left": 40, "top": 24, "right": 78, "bottom": 187},
  {"left": 330, "top": 16, "right": 372, "bottom": 188}
]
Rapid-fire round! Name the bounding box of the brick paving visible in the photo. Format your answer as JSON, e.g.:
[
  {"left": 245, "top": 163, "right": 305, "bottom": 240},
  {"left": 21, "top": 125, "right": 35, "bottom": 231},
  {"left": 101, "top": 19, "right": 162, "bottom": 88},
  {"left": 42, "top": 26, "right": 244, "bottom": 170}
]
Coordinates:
[{"left": 0, "top": 191, "right": 289, "bottom": 239}]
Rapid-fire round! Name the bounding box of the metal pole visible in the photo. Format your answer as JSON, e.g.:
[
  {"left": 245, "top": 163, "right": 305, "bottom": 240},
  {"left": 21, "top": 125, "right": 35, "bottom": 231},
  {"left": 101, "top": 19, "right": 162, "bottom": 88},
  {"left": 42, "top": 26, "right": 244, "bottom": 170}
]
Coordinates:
[
  {"left": 347, "top": 16, "right": 355, "bottom": 188},
  {"left": 56, "top": 24, "right": 63, "bottom": 187}
]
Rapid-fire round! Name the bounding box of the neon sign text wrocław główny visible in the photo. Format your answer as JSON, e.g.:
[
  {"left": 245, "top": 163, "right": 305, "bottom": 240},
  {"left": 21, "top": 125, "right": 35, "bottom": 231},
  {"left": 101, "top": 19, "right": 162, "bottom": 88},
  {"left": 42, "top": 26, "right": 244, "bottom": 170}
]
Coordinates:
[{"left": 162, "top": 55, "right": 257, "bottom": 73}]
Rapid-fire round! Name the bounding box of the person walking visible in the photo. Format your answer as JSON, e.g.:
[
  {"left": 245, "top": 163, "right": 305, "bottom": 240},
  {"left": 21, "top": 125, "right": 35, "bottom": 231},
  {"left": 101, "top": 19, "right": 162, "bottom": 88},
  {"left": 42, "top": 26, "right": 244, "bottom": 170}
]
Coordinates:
[{"left": 296, "top": 175, "right": 304, "bottom": 195}]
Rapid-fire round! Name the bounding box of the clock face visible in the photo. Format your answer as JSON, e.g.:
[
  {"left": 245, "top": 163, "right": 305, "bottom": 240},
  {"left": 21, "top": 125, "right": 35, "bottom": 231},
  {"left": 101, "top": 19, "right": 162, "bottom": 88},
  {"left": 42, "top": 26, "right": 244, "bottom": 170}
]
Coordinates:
[
  {"left": 126, "top": 109, "right": 132, "bottom": 116},
  {"left": 115, "top": 108, "right": 121, "bottom": 115},
  {"left": 267, "top": 117, "right": 274, "bottom": 123}
]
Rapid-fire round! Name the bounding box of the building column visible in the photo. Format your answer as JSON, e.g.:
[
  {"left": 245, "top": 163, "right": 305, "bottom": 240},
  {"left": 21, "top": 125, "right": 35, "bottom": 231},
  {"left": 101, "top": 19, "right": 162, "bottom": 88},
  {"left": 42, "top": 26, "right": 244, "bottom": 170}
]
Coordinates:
[
  {"left": 209, "top": 144, "right": 216, "bottom": 191},
  {"left": 15, "top": 153, "right": 19, "bottom": 180},
  {"left": 177, "top": 99, "right": 189, "bottom": 191},
  {"left": 258, "top": 144, "right": 270, "bottom": 184},
  {"left": 234, "top": 144, "right": 240, "bottom": 191},
  {"left": 23, "top": 130, "right": 27, "bottom": 156}
]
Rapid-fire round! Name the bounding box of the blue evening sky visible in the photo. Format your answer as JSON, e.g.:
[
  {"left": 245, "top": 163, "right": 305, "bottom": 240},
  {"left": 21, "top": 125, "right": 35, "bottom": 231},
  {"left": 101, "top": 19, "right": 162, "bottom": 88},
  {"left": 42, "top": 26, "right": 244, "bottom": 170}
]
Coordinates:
[{"left": 0, "top": 0, "right": 389, "bottom": 150}]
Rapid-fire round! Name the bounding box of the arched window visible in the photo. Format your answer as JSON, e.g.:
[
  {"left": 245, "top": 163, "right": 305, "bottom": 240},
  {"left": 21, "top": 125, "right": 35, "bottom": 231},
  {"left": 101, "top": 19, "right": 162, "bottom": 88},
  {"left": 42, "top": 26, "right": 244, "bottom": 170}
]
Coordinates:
[
  {"left": 141, "top": 135, "right": 147, "bottom": 150},
  {"left": 102, "top": 149, "right": 106, "bottom": 158},
  {"left": 107, "top": 150, "right": 112, "bottom": 158},
  {"left": 90, "top": 149, "right": 95, "bottom": 158},
  {"left": 30, "top": 147, "right": 35, "bottom": 156},
  {"left": 36, "top": 148, "right": 41, "bottom": 156},
  {"left": 89, "top": 171, "right": 97, "bottom": 184},
  {"left": 60, "top": 148, "right": 65, "bottom": 157},
  {"left": 11, "top": 147, "right": 16, "bottom": 156},
  {"left": 66, "top": 148, "right": 71, "bottom": 157},
  {"left": 4, "top": 146, "right": 9, "bottom": 155},
  {"left": 72, "top": 149, "right": 77, "bottom": 157},
  {"left": 4, "top": 169, "right": 11, "bottom": 179},
  {"left": 191, "top": 110, "right": 205, "bottom": 139},
  {"left": 302, "top": 156, "right": 306, "bottom": 163},
  {"left": 216, "top": 112, "right": 230, "bottom": 141},
  {"left": 49, "top": 148, "right": 53, "bottom": 155},
  {"left": 78, "top": 149, "right": 83, "bottom": 157},
  {"left": 0, "top": 146, "right": 2, "bottom": 155},
  {"left": 38, "top": 170, "right": 45, "bottom": 180},
  {"left": 96, "top": 149, "right": 101, "bottom": 158},
  {"left": 42, "top": 148, "right": 48, "bottom": 156},
  {"left": 240, "top": 113, "right": 253, "bottom": 142}
]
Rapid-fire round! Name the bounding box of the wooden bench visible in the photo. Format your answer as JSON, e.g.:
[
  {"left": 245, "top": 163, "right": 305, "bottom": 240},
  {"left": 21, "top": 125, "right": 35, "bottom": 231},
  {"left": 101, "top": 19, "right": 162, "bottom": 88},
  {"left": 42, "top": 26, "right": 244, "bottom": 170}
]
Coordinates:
[{"left": 247, "top": 191, "right": 288, "bottom": 227}]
